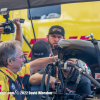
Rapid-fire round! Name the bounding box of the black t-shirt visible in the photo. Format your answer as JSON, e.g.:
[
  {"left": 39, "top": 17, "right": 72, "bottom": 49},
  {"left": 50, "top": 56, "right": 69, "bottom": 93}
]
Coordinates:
[{"left": 38, "top": 67, "right": 91, "bottom": 95}]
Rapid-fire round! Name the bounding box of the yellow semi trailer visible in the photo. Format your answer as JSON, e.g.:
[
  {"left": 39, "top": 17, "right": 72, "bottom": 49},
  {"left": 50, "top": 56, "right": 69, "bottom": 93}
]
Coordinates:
[{"left": 0, "top": 1, "right": 100, "bottom": 61}]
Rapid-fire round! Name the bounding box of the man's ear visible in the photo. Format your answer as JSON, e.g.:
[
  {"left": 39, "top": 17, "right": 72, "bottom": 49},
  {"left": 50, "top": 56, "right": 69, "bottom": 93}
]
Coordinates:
[
  {"left": 46, "top": 35, "right": 49, "bottom": 41},
  {"left": 7, "top": 58, "right": 12, "bottom": 65}
]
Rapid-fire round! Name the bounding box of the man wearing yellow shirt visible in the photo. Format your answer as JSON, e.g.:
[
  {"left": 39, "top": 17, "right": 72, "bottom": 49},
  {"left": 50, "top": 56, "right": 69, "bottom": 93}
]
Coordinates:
[{"left": 0, "top": 40, "right": 57, "bottom": 100}]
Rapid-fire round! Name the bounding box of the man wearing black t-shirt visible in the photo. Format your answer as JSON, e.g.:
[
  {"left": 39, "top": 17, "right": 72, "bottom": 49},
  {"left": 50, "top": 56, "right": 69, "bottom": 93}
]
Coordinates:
[{"left": 29, "top": 60, "right": 91, "bottom": 95}]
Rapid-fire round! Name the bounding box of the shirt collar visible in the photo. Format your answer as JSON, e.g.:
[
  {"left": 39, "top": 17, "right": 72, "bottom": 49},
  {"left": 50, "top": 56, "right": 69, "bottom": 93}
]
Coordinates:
[{"left": 0, "top": 67, "right": 17, "bottom": 81}]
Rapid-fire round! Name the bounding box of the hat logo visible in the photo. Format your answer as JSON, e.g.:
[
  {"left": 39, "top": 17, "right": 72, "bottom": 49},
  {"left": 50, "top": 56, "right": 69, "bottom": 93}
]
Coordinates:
[
  {"left": 52, "top": 28, "right": 62, "bottom": 32},
  {"left": 34, "top": 53, "right": 44, "bottom": 56}
]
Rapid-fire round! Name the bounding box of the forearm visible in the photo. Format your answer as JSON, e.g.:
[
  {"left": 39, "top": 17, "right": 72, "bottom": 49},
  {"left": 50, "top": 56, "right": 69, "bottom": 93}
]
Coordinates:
[
  {"left": 29, "top": 73, "right": 56, "bottom": 89},
  {"left": 15, "top": 26, "right": 23, "bottom": 47},
  {"left": 29, "top": 73, "right": 44, "bottom": 85},
  {"left": 13, "top": 18, "right": 23, "bottom": 47},
  {"left": 29, "top": 56, "right": 57, "bottom": 74}
]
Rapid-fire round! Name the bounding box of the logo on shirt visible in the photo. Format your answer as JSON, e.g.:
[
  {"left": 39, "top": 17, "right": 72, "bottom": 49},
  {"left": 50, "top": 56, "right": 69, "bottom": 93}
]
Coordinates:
[{"left": 11, "top": 83, "right": 15, "bottom": 90}]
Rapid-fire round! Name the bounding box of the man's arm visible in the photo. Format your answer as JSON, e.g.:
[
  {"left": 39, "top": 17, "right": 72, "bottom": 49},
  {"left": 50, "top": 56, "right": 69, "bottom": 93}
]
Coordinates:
[
  {"left": 0, "top": 18, "right": 23, "bottom": 46},
  {"left": 14, "top": 18, "right": 23, "bottom": 47},
  {"left": 29, "top": 73, "right": 44, "bottom": 85},
  {"left": 29, "top": 56, "right": 58, "bottom": 75},
  {"left": 29, "top": 73, "right": 56, "bottom": 89}
]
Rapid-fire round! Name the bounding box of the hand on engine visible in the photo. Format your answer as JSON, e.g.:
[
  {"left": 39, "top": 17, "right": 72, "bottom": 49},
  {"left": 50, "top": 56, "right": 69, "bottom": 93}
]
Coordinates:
[{"left": 45, "top": 75, "right": 57, "bottom": 89}]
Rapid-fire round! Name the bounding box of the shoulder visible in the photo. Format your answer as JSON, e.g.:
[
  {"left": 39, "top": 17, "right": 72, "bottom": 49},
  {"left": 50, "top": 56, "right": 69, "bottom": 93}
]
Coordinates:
[
  {"left": 73, "top": 70, "right": 91, "bottom": 84},
  {"left": 17, "top": 63, "right": 30, "bottom": 76},
  {"left": 0, "top": 71, "right": 9, "bottom": 81},
  {"left": 80, "top": 74, "right": 91, "bottom": 84}
]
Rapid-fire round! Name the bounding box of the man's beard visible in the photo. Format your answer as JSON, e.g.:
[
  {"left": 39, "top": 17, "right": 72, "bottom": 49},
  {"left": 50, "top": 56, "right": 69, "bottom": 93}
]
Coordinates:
[
  {"left": 18, "top": 62, "right": 24, "bottom": 71},
  {"left": 47, "top": 39, "right": 54, "bottom": 49}
]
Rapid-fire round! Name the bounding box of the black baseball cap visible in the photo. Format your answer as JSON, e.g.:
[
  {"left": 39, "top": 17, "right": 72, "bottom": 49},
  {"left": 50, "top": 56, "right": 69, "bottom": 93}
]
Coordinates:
[
  {"left": 31, "top": 40, "right": 50, "bottom": 61},
  {"left": 49, "top": 25, "right": 65, "bottom": 36}
]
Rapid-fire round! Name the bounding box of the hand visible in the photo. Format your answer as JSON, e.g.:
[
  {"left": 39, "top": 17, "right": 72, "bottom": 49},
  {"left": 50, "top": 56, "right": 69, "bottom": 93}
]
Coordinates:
[
  {"left": 45, "top": 75, "right": 57, "bottom": 89},
  {"left": 0, "top": 24, "right": 4, "bottom": 35},
  {"left": 13, "top": 18, "right": 21, "bottom": 29}
]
